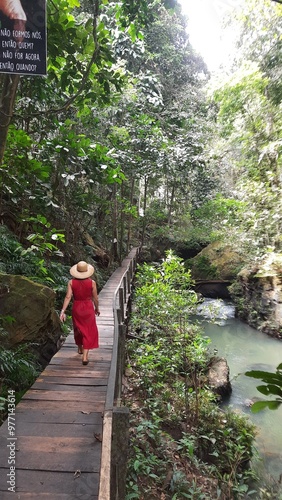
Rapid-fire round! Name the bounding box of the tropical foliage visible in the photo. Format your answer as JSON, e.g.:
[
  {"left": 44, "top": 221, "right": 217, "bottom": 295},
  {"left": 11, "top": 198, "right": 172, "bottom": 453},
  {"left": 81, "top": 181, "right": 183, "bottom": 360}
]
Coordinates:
[
  {"left": 0, "top": 0, "right": 209, "bottom": 269},
  {"left": 0, "top": 340, "right": 40, "bottom": 424},
  {"left": 245, "top": 363, "right": 282, "bottom": 412},
  {"left": 203, "top": 0, "right": 282, "bottom": 260},
  {"left": 125, "top": 254, "right": 257, "bottom": 499}
]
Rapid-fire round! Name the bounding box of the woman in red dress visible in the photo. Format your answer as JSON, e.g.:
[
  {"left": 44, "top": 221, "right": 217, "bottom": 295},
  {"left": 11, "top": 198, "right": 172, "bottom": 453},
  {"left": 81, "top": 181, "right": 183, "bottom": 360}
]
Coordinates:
[{"left": 60, "top": 261, "right": 100, "bottom": 365}]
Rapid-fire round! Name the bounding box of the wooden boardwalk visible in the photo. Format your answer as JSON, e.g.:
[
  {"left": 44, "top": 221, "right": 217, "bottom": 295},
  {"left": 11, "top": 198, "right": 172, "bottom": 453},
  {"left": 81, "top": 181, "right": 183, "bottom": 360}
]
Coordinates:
[{"left": 0, "top": 249, "right": 138, "bottom": 499}]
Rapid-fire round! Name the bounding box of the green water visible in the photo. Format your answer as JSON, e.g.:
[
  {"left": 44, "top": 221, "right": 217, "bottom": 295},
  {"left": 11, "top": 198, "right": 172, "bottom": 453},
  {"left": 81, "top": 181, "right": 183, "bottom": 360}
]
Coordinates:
[{"left": 197, "top": 299, "right": 282, "bottom": 481}]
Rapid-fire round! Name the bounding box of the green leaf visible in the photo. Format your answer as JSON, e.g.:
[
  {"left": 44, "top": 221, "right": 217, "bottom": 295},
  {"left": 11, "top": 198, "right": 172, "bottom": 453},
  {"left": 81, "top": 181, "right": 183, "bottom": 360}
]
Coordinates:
[
  {"left": 251, "top": 400, "right": 281, "bottom": 413},
  {"left": 68, "top": 0, "right": 80, "bottom": 7},
  {"left": 245, "top": 370, "right": 282, "bottom": 384}
]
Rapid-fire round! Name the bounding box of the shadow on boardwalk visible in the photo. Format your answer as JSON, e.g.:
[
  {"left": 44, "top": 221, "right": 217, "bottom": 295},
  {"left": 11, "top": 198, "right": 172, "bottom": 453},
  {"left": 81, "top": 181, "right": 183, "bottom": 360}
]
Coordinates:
[{"left": 0, "top": 249, "right": 139, "bottom": 499}]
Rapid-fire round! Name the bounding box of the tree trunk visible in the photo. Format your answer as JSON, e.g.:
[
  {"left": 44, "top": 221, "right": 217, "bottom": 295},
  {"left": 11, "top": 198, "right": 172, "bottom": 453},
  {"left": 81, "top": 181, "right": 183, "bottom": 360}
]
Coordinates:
[
  {"left": 167, "top": 183, "right": 175, "bottom": 226},
  {"left": 126, "top": 176, "right": 135, "bottom": 253},
  {"left": 112, "top": 184, "right": 119, "bottom": 263},
  {"left": 140, "top": 175, "right": 148, "bottom": 250},
  {"left": 119, "top": 183, "right": 125, "bottom": 264},
  {"left": 0, "top": 74, "right": 20, "bottom": 165}
]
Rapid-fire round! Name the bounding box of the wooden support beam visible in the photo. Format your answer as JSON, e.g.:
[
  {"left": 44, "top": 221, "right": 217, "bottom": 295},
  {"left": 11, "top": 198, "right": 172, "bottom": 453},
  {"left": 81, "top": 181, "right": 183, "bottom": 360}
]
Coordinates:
[
  {"left": 110, "top": 407, "right": 130, "bottom": 500},
  {"left": 98, "top": 410, "right": 113, "bottom": 500}
]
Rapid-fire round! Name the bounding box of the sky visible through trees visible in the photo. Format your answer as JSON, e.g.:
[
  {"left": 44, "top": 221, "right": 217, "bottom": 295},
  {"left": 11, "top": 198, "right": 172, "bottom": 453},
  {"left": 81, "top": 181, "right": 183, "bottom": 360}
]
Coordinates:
[{"left": 179, "top": 0, "right": 244, "bottom": 70}]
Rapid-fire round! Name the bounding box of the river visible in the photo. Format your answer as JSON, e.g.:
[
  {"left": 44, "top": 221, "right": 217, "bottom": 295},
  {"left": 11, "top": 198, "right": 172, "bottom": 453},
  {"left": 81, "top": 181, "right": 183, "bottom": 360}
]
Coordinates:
[{"left": 197, "top": 299, "right": 282, "bottom": 482}]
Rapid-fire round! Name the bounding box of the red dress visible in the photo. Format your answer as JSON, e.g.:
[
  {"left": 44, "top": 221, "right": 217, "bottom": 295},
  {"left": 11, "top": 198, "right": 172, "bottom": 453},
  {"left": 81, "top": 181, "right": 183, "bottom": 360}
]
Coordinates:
[{"left": 71, "top": 279, "right": 99, "bottom": 349}]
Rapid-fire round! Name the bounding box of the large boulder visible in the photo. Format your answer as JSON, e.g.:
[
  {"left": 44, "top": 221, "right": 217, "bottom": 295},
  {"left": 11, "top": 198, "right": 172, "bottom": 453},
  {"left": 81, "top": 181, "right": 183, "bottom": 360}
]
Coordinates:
[
  {"left": 208, "top": 356, "right": 232, "bottom": 399},
  {"left": 188, "top": 241, "right": 244, "bottom": 281},
  {"left": 0, "top": 273, "right": 63, "bottom": 365}
]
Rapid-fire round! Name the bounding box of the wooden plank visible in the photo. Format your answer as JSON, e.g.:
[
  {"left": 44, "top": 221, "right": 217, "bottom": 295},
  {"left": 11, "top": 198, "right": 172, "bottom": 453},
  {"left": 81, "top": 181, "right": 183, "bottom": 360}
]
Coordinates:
[
  {"left": 1, "top": 494, "right": 98, "bottom": 500},
  {"left": 50, "top": 349, "right": 112, "bottom": 358},
  {"left": 16, "top": 400, "right": 105, "bottom": 412},
  {"left": 12, "top": 421, "right": 102, "bottom": 438},
  {"left": 0, "top": 436, "right": 102, "bottom": 472},
  {"left": 0, "top": 419, "right": 102, "bottom": 439},
  {"left": 31, "top": 382, "right": 107, "bottom": 391},
  {"left": 39, "top": 368, "right": 110, "bottom": 378},
  {"left": 0, "top": 494, "right": 96, "bottom": 500},
  {"left": 0, "top": 420, "right": 102, "bottom": 441},
  {"left": 41, "top": 362, "right": 110, "bottom": 370},
  {"left": 0, "top": 410, "right": 103, "bottom": 425},
  {"left": 34, "top": 377, "right": 108, "bottom": 386},
  {"left": 51, "top": 350, "right": 113, "bottom": 359},
  {"left": 22, "top": 389, "right": 106, "bottom": 402},
  {"left": 49, "top": 357, "right": 111, "bottom": 365},
  {"left": 0, "top": 469, "right": 99, "bottom": 497}
]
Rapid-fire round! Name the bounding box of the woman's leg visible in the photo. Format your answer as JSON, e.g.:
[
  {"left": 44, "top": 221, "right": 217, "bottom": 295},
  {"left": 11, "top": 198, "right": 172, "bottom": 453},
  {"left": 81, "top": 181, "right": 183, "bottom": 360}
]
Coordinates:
[
  {"left": 73, "top": 325, "right": 83, "bottom": 351},
  {"left": 82, "top": 348, "right": 89, "bottom": 363}
]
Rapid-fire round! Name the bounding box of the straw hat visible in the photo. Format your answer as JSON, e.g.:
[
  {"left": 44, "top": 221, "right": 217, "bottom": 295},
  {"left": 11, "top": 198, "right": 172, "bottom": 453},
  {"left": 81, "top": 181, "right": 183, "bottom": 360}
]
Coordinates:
[{"left": 70, "top": 261, "right": 94, "bottom": 279}]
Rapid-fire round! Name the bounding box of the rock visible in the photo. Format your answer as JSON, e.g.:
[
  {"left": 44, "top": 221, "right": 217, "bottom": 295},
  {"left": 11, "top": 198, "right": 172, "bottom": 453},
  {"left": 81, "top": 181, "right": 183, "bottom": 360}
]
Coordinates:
[
  {"left": 208, "top": 356, "right": 232, "bottom": 399},
  {"left": 243, "top": 397, "right": 260, "bottom": 408},
  {"left": 139, "top": 246, "right": 162, "bottom": 263},
  {"left": 230, "top": 253, "right": 282, "bottom": 339},
  {"left": 0, "top": 273, "right": 63, "bottom": 366},
  {"left": 188, "top": 241, "right": 244, "bottom": 281},
  {"left": 244, "top": 399, "right": 254, "bottom": 408}
]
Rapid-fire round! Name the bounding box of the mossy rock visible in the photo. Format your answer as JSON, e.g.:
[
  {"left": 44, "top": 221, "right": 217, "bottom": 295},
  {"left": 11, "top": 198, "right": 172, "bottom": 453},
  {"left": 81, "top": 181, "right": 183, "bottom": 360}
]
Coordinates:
[
  {"left": 0, "top": 273, "right": 63, "bottom": 364},
  {"left": 187, "top": 241, "right": 245, "bottom": 280}
]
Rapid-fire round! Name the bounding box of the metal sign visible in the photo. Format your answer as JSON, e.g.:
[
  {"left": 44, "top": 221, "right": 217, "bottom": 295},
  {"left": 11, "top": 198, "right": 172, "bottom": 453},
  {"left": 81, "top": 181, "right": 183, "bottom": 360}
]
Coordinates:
[{"left": 0, "top": 0, "right": 47, "bottom": 76}]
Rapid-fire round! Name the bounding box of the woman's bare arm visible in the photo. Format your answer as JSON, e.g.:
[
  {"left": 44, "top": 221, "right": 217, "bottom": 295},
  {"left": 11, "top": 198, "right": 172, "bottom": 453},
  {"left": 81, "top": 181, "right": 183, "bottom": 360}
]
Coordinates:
[
  {"left": 60, "top": 281, "right": 73, "bottom": 322},
  {"left": 92, "top": 281, "right": 100, "bottom": 315}
]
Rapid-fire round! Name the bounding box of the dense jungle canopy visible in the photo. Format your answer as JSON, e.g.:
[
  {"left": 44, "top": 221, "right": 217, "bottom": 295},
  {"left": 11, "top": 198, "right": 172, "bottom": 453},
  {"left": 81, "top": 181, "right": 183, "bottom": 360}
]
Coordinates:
[{"left": 1, "top": 0, "right": 282, "bottom": 278}]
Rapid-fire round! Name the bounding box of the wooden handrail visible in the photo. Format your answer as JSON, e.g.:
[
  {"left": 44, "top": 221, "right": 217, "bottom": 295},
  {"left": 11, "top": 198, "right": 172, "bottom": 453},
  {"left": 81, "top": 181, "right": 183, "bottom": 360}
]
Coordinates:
[{"left": 98, "top": 247, "right": 139, "bottom": 500}]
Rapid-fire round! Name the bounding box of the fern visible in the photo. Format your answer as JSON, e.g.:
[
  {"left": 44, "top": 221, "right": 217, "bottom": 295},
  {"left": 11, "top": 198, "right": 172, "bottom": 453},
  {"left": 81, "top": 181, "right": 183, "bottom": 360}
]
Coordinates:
[{"left": 0, "top": 344, "right": 40, "bottom": 390}]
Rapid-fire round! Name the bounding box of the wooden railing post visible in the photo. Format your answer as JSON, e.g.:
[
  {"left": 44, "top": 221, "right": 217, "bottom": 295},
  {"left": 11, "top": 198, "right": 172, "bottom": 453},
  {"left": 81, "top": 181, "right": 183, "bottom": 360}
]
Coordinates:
[
  {"left": 98, "top": 247, "right": 139, "bottom": 500},
  {"left": 123, "top": 276, "right": 127, "bottom": 301},
  {"left": 126, "top": 269, "right": 131, "bottom": 295},
  {"left": 118, "top": 288, "right": 124, "bottom": 322},
  {"left": 98, "top": 410, "right": 113, "bottom": 500},
  {"left": 110, "top": 407, "right": 130, "bottom": 500},
  {"left": 115, "top": 322, "right": 127, "bottom": 403}
]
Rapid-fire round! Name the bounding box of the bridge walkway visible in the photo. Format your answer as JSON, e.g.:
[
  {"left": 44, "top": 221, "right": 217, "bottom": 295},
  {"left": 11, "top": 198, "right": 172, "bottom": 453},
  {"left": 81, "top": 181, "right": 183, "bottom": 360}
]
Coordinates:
[{"left": 0, "top": 248, "right": 138, "bottom": 499}]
